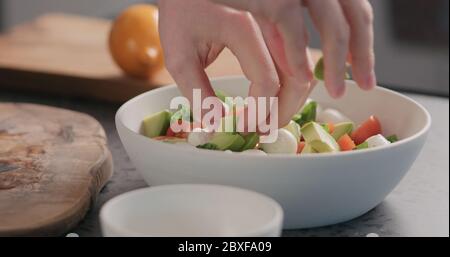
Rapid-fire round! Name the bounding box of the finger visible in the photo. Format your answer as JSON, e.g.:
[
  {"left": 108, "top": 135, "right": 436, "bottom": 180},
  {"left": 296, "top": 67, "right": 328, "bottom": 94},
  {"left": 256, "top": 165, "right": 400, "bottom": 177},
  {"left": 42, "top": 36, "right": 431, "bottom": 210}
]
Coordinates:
[
  {"left": 277, "top": 73, "right": 316, "bottom": 128},
  {"left": 213, "top": 0, "right": 313, "bottom": 82},
  {"left": 257, "top": 17, "right": 316, "bottom": 128},
  {"left": 254, "top": 17, "right": 292, "bottom": 79},
  {"left": 339, "top": 0, "right": 376, "bottom": 90},
  {"left": 209, "top": 0, "right": 256, "bottom": 11},
  {"left": 255, "top": 15, "right": 316, "bottom": 128},
  {"left": 221, "top": 12, "right": 280, "bottom": 131},
  {"left": 307, "top": 0, "right": 350, "bottom": 98},
  {"left": 272, "top": 5, "right": 314, "bottom": 83},
  {"left": 165, "top": 51, "right": 223, "bottom": 122},
  {"left": 222, "top": 12, "right": 279, "bottom": 98}
]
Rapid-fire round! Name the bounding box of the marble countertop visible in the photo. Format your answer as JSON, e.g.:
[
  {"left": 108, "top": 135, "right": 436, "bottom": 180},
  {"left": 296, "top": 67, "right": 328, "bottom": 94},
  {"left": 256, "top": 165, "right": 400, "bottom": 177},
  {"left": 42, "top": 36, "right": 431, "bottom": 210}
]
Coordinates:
[{"left": 1, "top": 91, "right": 448, "bottom": 237}]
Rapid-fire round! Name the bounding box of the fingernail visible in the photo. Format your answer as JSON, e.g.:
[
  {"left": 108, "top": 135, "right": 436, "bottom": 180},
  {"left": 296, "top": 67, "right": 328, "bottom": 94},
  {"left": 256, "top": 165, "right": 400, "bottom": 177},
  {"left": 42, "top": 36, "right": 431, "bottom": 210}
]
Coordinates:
[
  {"left": 335, "top": 83, "right": 346, "bottom": 98},
  {"left": 329, "top": 81, "right": 345, "bottom": 98},
  {"left": 364, "top": 71, "right": 376, "bottom": 90}
]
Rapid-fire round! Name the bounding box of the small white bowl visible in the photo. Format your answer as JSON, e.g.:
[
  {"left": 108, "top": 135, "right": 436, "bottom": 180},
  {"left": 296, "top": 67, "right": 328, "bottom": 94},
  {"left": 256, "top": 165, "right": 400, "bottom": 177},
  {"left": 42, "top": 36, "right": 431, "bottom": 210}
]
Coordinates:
[
  {"left": 100, "top": 184, "right": 283, "bottom": 237},
  {"left": 116, "top": 76, "right": 431, "bottom": 229}
]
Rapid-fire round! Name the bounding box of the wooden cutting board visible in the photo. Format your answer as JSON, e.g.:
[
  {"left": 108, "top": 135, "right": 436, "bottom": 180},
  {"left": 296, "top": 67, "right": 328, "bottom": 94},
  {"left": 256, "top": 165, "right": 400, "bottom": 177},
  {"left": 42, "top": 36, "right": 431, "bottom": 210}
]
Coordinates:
[
  {"left": 0, "top": 103, "right": 113, "bottom": 236},
  {"left": 0, "top": 13, "right": 320, "bottom": 103},
  {"left": 0, "top": 14, "right": 244, "bottom": 102}
]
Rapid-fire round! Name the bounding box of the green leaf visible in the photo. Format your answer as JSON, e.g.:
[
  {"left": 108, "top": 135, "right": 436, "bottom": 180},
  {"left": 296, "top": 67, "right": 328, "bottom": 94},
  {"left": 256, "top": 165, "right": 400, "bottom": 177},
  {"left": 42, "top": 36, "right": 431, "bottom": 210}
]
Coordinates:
[
  {"left": 385, "top": 134, "right": 399, "bottom": 143},
  {"left": 196, "top": 143, "right": 219, "bottom": 150},
  {"left": 295, "top": 101, "right": 317, "bottom": 127}
]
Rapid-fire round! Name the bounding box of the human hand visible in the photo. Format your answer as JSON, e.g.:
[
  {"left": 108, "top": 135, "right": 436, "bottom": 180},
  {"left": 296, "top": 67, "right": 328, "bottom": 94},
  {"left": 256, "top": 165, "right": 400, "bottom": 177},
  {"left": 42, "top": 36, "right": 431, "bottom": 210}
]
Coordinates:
[
  {"left": 212, "top": 0, "right": 376, "bottom": 96},
  {"left": 158, "top": 0, "right": 375, "bottom": 128},
  {"left": 159, "top": 0, "right": 316, "bottom": 128}
]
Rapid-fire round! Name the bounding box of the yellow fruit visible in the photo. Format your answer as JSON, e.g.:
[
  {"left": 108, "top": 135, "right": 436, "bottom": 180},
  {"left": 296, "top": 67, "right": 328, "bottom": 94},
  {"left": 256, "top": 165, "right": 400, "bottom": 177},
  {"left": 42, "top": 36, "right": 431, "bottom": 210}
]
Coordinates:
[{"left": 109, "top": 4, "right": 164, "bottom": 79}]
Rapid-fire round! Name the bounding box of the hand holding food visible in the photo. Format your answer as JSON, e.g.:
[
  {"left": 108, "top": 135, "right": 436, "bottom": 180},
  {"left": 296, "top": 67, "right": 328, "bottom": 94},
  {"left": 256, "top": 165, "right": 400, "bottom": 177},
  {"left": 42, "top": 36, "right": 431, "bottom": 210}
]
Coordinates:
[{"left": 158, "top": 0, "right": 376, "bottom": 128}]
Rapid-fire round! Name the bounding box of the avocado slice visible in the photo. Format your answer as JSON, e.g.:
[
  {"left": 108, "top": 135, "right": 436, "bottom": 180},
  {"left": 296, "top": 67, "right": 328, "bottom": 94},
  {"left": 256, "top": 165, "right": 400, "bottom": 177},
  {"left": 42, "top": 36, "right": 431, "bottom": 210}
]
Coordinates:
[
  {"left": 301, "top": 122, "right": 340, "bottom": 153},
  {"left": 301, "top": 143, "right": 317, "bottom": 154},
  {"left": 314, "top": 57, "right": 351, "bottom": 81},
  {"left": 229, "top": 134, "right": 246, "bottom": 151},
  {"left": 309, "top": 140, "right": 337, "bottom": 153},
  {"left": 331, "top": 122, "right": 354, "bottom": 141},
  {"left": 240, "top": 132, "right": 259, "bottom": 151},
  {"left": 142, "top": 110, "right": 171, "bottom": 138},
  {"left": 284, "top": 120, "right": 301, "bottom": 141},
  {"left": 209, "top": 133, "right": 245, "bottom": 151},
  {"left": 356, "top": 141, "right": 369, "bottom": 150},
  {"left": 314, "top": 57, "right": 325, "bottom": 81}
]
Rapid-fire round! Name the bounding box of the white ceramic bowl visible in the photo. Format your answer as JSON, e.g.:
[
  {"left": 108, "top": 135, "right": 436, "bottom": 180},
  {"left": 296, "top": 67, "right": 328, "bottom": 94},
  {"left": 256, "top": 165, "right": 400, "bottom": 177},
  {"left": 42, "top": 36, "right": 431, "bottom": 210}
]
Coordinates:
[
  {"left": 116, "top": 77, "right": 431, "bottom": 229},
  {"left": 100, "top": 184, "right": 283, "bottom": 236}
]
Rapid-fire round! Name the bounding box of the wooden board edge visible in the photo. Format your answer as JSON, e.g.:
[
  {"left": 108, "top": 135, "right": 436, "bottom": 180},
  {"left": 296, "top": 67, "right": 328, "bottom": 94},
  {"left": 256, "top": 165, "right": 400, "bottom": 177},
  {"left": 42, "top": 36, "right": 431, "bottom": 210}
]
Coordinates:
[
  {"left": 0, "top": 151, "right": 113, "bottom": 237},
  {"left": 0, "top": 67, "right": 156, "bottom": 103}
]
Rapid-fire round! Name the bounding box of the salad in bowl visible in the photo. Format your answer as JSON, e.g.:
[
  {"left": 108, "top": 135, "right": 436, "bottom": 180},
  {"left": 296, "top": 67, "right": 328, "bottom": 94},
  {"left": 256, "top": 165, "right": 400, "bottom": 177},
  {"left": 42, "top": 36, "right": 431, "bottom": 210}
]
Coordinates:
[
  {"left": 116, "top": 76, "right": 430, "bottom": 228},
  {"left": 141, "top": 91, "right": 399, "bottom": 155}
]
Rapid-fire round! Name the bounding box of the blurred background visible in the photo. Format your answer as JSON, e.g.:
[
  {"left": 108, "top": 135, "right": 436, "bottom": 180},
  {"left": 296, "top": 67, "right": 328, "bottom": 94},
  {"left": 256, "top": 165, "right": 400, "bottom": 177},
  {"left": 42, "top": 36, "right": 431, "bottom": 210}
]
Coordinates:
[{"left": 0, "top": 0, "right": 448, "bottom": 96}]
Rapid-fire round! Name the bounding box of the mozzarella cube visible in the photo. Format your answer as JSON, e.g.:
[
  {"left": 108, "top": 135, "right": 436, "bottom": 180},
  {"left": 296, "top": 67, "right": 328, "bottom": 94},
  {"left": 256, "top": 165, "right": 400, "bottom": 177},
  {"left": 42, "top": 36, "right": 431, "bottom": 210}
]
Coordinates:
[
  {"left": 260, "top": 128, "right": 298, "bottom": 154},
  {"left": 366, "top": 134, "right": 391, "bottom": 148},
  {"left": 187, "top": 128, "right": 213, "bottom": 147},
  {"left": 317, "top": 108, "right": 352, "bottom": 124}
]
